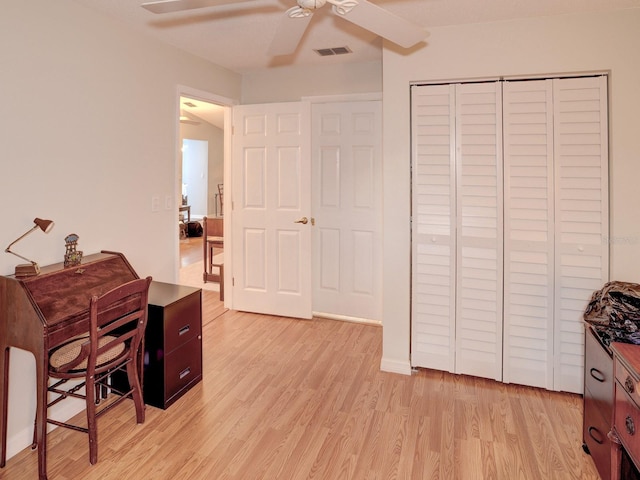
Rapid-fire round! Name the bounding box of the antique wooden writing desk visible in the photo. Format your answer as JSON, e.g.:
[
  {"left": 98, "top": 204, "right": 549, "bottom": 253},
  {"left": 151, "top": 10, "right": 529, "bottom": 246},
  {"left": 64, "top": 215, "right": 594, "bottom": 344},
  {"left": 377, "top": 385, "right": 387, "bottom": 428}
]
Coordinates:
[{"left": 0, "top": 251, "right": 139, "bottom": 480}]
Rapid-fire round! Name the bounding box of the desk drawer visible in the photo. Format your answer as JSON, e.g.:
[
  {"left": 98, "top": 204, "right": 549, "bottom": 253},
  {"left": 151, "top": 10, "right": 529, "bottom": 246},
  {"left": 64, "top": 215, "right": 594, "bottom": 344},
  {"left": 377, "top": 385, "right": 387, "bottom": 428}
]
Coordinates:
[
  {"left": 165, "top": 335, "right": 202, "bottom": 405},
  {"left": 614, "top": 381, "right": 640, "bottom": 468}
]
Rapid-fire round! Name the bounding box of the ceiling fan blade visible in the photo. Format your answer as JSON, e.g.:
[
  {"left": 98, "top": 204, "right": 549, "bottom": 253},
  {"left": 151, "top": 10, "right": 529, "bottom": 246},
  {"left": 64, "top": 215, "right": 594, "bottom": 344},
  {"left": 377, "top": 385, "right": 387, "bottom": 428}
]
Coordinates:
[
  {"left": 333, "top": 0, "right": 428, "bottom": 48},
  {"left": 142, "top": 0, "right": 255, "bottom": 14},
  {"left": 268, "top": 8, "right": 313, "bottom": 56}
]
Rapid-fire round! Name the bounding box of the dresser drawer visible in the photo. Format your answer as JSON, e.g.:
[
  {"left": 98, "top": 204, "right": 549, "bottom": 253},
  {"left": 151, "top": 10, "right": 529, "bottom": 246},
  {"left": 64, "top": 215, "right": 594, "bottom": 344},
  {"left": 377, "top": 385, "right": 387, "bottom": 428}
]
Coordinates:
[
  {"left": 616, "top": 356, "right": 640, "bottom": 407},
  {"left": 614, "top": 381, "right": 640, "bottom": 468},
  {"left": 585, "top": 327, "right": 614, "bottom": 419},
  {"left": 165, "top": 335, "right": 203, "bottom": 405}
]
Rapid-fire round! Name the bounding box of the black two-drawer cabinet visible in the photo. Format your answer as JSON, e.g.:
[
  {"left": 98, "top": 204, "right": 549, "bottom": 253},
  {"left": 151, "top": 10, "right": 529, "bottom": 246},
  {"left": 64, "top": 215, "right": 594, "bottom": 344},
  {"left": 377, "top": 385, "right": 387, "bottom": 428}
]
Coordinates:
[
  {"left": 144, "top": 281, "right": 202, "bottom": 409},
  {"left": 113, "top": 281, "right": 202, "bottom": 409}
]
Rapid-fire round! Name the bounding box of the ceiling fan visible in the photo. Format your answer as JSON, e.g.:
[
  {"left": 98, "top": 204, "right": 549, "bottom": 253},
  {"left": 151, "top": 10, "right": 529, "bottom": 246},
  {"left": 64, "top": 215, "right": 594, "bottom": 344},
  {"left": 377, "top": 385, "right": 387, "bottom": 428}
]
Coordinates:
[{"left": 141, "top": 0, "right": 429, "bottom": 56}]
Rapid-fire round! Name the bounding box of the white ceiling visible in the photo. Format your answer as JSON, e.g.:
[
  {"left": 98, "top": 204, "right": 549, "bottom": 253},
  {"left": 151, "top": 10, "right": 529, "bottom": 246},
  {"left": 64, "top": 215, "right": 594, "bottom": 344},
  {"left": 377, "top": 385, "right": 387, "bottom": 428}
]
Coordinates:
[
  {"left": 180, "top": 95, "right": 225, "bottom": 127},
  {"left": 72, "top": 0, "right": 640, "bottom": 74}
]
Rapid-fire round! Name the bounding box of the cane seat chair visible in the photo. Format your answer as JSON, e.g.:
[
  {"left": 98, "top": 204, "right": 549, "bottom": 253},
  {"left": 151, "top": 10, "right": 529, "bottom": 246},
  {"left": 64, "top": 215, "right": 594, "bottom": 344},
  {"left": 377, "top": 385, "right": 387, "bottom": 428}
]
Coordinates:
[{"left": 42, "top": 276, "right": 152, "bottom": 466}]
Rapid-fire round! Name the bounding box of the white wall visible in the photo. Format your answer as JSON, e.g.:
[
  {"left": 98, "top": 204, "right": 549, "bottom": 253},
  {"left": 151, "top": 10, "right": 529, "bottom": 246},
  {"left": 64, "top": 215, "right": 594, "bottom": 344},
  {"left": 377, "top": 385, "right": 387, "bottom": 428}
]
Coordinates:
[
  {"left": 0, "top": 1, "right": 240, "bottom": 460},
  {"left": 180, "top": 120, "right": 225, "bottom": 217},
  {"left": 381, "top": 9, "right": 640, "bottom": 373},
  {"left": 241, "top": 61, "right": 382, "bottom": 104}
]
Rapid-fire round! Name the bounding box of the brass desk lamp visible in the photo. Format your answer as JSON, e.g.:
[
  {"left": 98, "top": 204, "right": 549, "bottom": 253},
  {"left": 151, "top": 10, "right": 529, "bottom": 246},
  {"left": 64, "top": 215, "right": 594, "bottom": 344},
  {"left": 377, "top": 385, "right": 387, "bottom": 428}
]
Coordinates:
[{"left": 4, "top": 217, "right": 54, "bottom": 277}]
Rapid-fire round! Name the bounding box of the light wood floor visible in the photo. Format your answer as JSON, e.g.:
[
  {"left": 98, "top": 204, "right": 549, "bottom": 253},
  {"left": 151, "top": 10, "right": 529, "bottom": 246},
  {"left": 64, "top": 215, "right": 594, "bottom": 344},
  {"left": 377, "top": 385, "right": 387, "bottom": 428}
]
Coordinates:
[
  {"left": 1, "top": 241, "right": 600, "bottom": 479},
  {"left": 180, "top": 235, "right": 205, "bottom": 268}
]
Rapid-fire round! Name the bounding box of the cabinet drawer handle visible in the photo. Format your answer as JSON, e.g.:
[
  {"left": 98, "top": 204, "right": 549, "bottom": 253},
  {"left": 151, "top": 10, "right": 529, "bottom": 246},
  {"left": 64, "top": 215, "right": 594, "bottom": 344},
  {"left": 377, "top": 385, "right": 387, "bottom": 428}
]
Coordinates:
[
  {"left": 626, "top": 415, "right": 636, "bottom": 436},
  {"left": 588, "top": 426, "right": 604, "bottom": 445},
  {"left": 179, "top": 367, "right": 191, "bottom": 379},
  {"left": 590, "top": 368, "right": 605, "bottom": 383},
  {"left": 178, "top": 325, "right": 190, "bottom": 336}
]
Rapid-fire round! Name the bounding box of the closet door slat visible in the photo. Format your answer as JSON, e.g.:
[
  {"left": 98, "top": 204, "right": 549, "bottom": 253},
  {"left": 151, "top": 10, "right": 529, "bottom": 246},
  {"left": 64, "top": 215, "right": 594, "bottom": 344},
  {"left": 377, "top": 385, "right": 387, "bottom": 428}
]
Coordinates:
[
  {"left": 454, "top": 82, "right": 504, "bottom": 381},
  {"left": 410, "top": 84, "right": 457, "bottom": 371},
  {"left": 553, "top": 75, "right": 609, "bottom": 394},
  {"left": 503, "top": 79, "right": 555, "bottom": 389}
]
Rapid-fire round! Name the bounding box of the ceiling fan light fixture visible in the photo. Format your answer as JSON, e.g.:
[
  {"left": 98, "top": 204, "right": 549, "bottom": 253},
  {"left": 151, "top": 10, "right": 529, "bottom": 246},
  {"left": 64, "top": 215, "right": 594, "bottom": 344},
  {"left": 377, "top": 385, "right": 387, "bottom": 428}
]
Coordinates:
[
  {"left": 298, "top": 0, "right": 326, "bottom": 9},
  {"left": 143, "top": 0, "right": 429, "bottom": 57}
]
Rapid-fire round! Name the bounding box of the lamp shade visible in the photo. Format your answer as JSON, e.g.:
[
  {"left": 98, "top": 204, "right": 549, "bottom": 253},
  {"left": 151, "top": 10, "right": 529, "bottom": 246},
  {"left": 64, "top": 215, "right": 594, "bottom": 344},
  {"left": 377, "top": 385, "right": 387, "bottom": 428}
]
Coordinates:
[{"left": 34, "top": 218, "right": 54, "bottom": 233}]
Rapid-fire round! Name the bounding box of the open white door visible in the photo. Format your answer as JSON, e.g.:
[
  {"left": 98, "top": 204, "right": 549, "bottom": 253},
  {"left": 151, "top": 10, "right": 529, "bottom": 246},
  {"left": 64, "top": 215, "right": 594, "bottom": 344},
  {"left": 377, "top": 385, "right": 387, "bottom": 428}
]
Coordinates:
[{"left": 231, "top": 102, "right": 312, "bottom": 319}]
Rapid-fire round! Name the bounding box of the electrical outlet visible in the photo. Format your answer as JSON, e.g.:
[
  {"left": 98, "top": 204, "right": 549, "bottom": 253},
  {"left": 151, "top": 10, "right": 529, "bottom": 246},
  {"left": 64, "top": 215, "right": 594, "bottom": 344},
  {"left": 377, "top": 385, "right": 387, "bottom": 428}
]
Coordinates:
[
  {"left": 151, "top": 195, "right": 160, "bottom": 212},
  {"left": 165, "top": 195, "right": 172, "bottom": 210}
]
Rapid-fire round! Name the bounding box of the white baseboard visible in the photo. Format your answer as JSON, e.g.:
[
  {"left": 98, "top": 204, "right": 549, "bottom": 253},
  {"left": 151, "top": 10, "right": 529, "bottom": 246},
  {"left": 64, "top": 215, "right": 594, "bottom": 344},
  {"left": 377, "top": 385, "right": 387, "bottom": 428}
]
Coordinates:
[
  {"left": 6, "top": 398, "right": 84, "bottom": 461},
  {"left": 380, "top": 357, "right": 412, "bottom": 375},
  {"left": 312, "top": 311, "right": 381, "bottom": 326}
]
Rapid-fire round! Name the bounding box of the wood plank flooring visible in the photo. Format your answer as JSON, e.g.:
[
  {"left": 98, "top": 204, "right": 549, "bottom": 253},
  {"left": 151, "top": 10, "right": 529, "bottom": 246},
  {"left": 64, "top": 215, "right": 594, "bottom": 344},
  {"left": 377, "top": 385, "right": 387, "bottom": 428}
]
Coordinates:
[
  {"left": 0, "top": 239, "right": 600, "bottom": 479},
  {"left": 180, "top": 235, "right": 204, "bottom": 268},
  {"left": 2, "top": 306, "right": 599, "bottom": 479}
]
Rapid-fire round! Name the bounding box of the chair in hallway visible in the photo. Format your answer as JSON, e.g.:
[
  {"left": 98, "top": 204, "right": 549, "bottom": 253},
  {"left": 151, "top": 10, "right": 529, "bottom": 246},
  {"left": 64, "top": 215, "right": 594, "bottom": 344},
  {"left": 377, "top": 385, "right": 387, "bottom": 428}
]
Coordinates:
[
  {"left": 217, "top": 183, "right": 223, "bottom": 215},
  {"left": 203, "top": 216, "right": 224, "bottom": 300}
]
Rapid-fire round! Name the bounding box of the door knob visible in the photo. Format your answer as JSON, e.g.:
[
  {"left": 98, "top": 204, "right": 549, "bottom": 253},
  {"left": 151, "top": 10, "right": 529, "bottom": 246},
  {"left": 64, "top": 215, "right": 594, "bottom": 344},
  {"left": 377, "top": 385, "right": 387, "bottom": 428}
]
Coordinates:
[{"left": 294, "top": 217, "right": 308, "bottom": 225}]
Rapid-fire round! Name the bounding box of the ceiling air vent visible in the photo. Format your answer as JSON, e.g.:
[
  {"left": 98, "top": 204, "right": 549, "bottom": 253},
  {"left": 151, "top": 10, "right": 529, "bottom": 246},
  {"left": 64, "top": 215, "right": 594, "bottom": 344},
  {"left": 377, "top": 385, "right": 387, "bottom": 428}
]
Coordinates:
[
  {"left": 314, "top": 46, "right": 352, "bottom": 57},
  {"left": 183, "top": 101, "right": 197, "bottom": 108}
]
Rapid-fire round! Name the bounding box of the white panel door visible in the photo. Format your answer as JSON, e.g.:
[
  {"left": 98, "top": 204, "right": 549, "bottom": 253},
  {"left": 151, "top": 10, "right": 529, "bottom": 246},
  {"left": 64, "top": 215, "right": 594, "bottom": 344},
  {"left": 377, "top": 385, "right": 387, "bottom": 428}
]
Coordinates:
[
  {"left": 454, "top": 82, "right": 504, "bottom": 381},
  {"left": 410, "top": 84, "right": 457, "bottom": 372},
  {"left": 553, "top": 75, "right": 609, "bottom": 393},
  {"left": 231, "top": 102, "right": 312, "bottom": 319},
  {"left": 311, "top": 100, "right": 382, "bottom": 322},
  {"left": 503, "top": 79, "right": 555, "bottom": 389}
]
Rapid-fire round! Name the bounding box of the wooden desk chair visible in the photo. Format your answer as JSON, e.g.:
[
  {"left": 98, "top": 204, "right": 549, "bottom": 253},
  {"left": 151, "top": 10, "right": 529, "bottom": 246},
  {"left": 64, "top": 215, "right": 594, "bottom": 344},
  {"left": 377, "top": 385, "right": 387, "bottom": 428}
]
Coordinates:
[
  {"left": 40, "top": 276, "right": 152, "bottom": 466},
  {"left": 202, "top": 216, "right": 224, "bottom": 300}
]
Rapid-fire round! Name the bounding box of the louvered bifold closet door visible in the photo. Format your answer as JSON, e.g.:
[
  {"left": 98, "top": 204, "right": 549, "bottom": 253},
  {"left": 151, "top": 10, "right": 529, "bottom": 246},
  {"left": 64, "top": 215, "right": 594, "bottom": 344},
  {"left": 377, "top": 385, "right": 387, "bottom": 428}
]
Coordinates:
[
  {"left": 411, "top": 84, "right": 457, "bottom": 372},
  {"left": 553, "top": 76, "right": 608, "bottom": 394},
  {"left": 454, "top": 82, "right": 504, "bottom": 380},
  {"left": 412, "top": 76, "right": 608, "bottom": 391},
  {"left": 411, "top": 83, "right": 503, "bottom": 380},
  {"left": 503, "top": 79, "right": 555, "bottom": 389}
]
